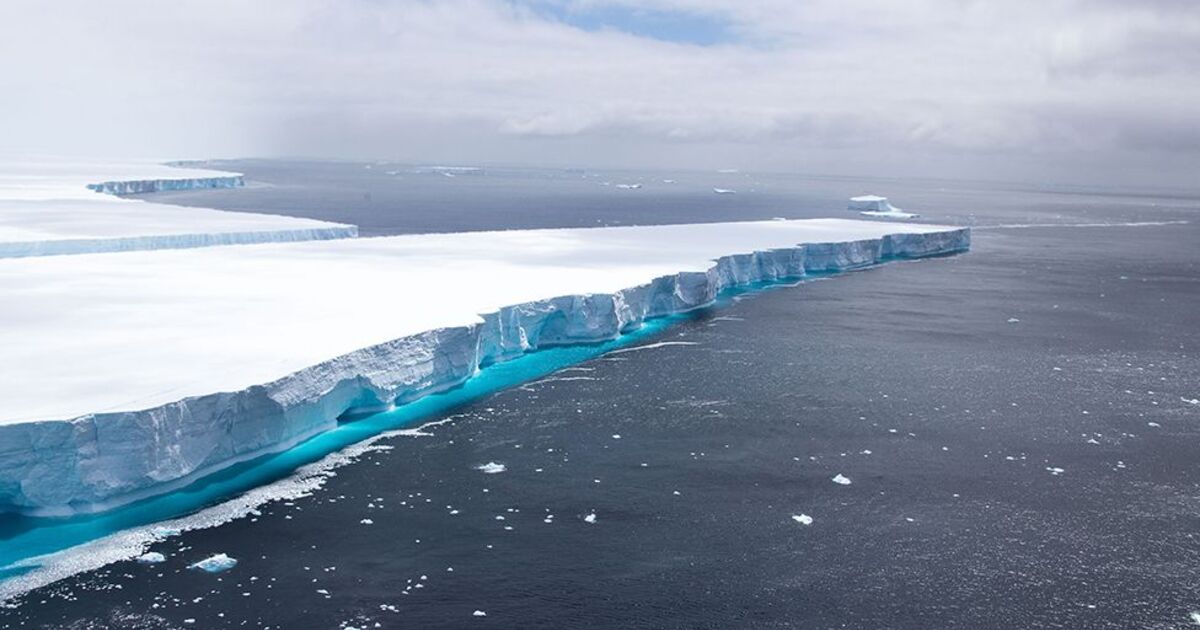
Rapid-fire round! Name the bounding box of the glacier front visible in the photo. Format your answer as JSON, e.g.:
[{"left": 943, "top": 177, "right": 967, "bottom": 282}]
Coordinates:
[
  {"left": 0, "top": 218, "right": 968, "bottom": 514},
  {"left": 0, "top": 158, "right": 357, "bottom": 257}
]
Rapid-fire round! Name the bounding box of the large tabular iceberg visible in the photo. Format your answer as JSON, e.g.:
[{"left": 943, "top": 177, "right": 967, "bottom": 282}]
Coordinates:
[
  {"left": 0, "top": 218, "right": 968, "bottom": 514},
  {"left": 0, "top": 162, "right": 970, "bottom": 515},
  {"left": 0, "top": 159, "right": 356, "bottom": 257}
]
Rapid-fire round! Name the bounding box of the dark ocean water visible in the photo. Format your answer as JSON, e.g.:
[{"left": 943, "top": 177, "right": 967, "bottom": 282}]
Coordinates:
[{"left": 3, "top": 162, "right": 1199, "bottom": 629}]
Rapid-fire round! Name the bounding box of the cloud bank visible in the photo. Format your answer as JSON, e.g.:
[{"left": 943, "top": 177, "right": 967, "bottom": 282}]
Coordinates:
[{"left": 1, "top": 0, "right": 1197, "bottom": 187}]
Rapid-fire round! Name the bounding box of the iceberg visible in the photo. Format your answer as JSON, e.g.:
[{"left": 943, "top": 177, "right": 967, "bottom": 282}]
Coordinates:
[
  {"left": 0, "top": 159, "right": 357, "bottom": 258},
  {"left": 188, "top": 553, "right": 237, "bottom": 573},
  {"left": 135, "top": 551, "right": 166, "bottom": 564},
  {"left": 0, "top": 216, "right": 968, "bottom": 514},
  {"left": 0, "top": 160, "right": 970, "bottom": 515},
  {"left": 849, "top": 195, "right": 918, "bottom": 219}
]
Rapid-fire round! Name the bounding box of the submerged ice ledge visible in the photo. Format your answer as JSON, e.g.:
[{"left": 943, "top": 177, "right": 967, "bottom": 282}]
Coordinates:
[{"left": 0, "top": 225, "right": 968, "bottom": 514}]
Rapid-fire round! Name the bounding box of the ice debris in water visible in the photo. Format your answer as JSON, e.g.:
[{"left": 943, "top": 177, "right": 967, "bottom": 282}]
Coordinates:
[
  {"left": 1182, "top": 397, "right": 1199, "bottom": 405},
  {"left": 831, "top": 474, "right": 852, "bottom": 486},
  {"left": 1046, "top": 467, "right": 1065, "bottom": 476},
  {"left": 360, "top": 518, "right": 374, "bottom": 525},
  {"left": 584, "top": 512, "right": 597, "bottom": 524},
  {"left": 792, "top": 514, "right": 814, "bottom": 525},
  {"left": 189, "top": 553, "right": 237, "bottom": 573},
  {"left": 473, "top": 610, "right": 487, "bottom": 617},
  {"left": 136, "top": 552, "right": 166, "bottom": 564},
  {"left": 1007, "top": 318, "right": 1020, "bottom": 323},
  {"left": 476, "top": 462, "right": 507, "bottom": 474}
]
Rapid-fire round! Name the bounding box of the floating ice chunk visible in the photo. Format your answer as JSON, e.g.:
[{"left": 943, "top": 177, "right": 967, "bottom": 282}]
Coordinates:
[
  {"left": 189, "top": 553, "right": 237, "bottom": 573},
  {"left": 136, "top": 552, "right": 166, "bottom": 564},
  {"left": 831, "top": 474, "right": 852, "bottom": 486},
  {"left": 473, "top": 610, "right": 487, "bottom": 617},
  {"left": 1007, "top": 318, "right": 1020, "bottom": 323},
  {"left": 849, "top": 195, "right": 918, "bottom": 219},
  {"left": 1183, "top": 397, "right": 1199, "bottom": 405},
  {"left": 476, "top": 462, "right": 507, "bottom": 474},
  {"left": 792, "top": 514, "right": 813, "bottom": 525},
  {"left": 1046, "top": 467, "right": 1065, "bottom": 475},
  {"left": 713, "top": 188, "right": 736, "bottom": 194},
  {"left": 612, "top": 434, "right": 621, "bottom": 439},
  {"left": 360, "top": 518, "right": 374, "bottom": 525},
  {"left": 1148, "top": 422, "right": 1161, "bottom": 428},
  {"left": 584, "top": 512, "right": 597, "bottom": 524},
  {"left": 615, "top": 183, "right": 641, "bottom": 190}
]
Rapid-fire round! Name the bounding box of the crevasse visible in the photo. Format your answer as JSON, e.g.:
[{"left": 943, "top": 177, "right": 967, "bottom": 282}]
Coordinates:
[{"left": 0, "top": 228, "right": 968, "bottom": 515}]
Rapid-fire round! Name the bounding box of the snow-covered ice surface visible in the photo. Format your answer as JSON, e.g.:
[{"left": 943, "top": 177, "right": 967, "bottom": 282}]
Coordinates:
[
  {"left": 0, "top": 158, "right": 356, "bottom": 257},
  {"left": 0, "top": 216, "right": 967, "bottom": 513}
]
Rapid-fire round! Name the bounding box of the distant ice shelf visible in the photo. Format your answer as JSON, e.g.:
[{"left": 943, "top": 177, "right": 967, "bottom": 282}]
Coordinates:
[
  {"left": 0, "top": 217, "right": 968, "bottom": 514},
  {"left": 0, "top": 158, "right": 357, "bottom": 257}
]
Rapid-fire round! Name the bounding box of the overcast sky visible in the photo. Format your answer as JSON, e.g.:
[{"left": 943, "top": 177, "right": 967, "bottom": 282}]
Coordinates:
[{"left": 2, "top": 0, "right": 1197, "bottom": 187}]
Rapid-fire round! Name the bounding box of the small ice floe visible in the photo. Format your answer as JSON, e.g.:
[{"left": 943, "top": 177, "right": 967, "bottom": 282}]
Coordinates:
[
  {"left": 475, "top": 462, "right": 507, "bottom": 474},
  {"left": 1046, "top": 467, "right": 1065, "bottom": 476},
  {"left": 612, "top": 434, "right": 621, "bottom": 439},
  {"left": 1182, "top": 397, "right": 1199, "bottom": 405},
  {"left": 1148, "top": 422, "right": 1161, "bottom": 428},
  {"left": 360, "top": 518, "right": 374, "bottom": 525},
  {"left": 473, "top": 610, "right": 488, "bottom": 617},
  {"left": 713, "top": 188, "right": 736, "bottom": 195},
  {"left": 615, "top": 183, "right": 642, "bottom": 189},
  {"left": 136, "top": 552, "right": 166, "bottom": 564},
  {"left": 584, "top": 512, "right": 597, "bottom": 524},
  {"left": 831, "top": 473, "right": 852, "bottom": 486},
  {"left": 189, "top": 553, "right": 237, "bottom": 573},
  {"left": 662, "top": 179, "right": 676, "bottom": 184},
  {"left": 1007, "top": 318, "right": 1021, "bottom": 323},
  {"left": 792, "top": 514, "right": 814, "bottom": 526}
]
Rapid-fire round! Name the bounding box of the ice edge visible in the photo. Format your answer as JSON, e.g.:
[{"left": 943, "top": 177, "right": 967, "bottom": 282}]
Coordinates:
[
  {"left": 0, "top": 227, "right": 969, "bottom": 514},
  {"left": 0, "top": 170, "right": 359, "bottom": 259}
]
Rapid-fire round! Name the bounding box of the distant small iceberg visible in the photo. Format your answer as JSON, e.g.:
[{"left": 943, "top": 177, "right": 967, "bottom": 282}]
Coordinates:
[
  {"left": 849, "top": 195, "right": 918, "bottom": 219},
  {"left": 413, "top": 166, "right": 484, "bottom": 176},
  {"left": 615, "top": 183, "right": 642, "bottom": 190},
  {"left": 713, "top": 188, "right": 736, "bottom": 195}
]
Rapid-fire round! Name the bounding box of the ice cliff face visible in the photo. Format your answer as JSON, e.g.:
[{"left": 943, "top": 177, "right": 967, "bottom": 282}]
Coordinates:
[
  {"left": 85, "top": 174, "right": 245, "bottom": 195},
  {"left": 0, "top": 228, "right": 968, "bottom": 514}
]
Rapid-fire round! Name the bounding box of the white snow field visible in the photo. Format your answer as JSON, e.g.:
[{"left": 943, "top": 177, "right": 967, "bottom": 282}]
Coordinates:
[
  {"left": 0, "top": 159, "right": 356, "bottom": 257},
  {"left": 0, "top": 213, "right": 967, "bottom": 513}
]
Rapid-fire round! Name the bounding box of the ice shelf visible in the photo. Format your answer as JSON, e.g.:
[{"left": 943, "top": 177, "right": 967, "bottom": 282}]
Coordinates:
[
  {"left": 0, "top": 217, "right": 968, "bottom": 513},
  {"left": 0, "top": 159, "right": 357, "bottom": 257}
]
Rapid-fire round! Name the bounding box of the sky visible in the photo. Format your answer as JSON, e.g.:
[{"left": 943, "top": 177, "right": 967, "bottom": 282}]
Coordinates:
[{"left": 1, "top": 0, "right": 1197, "bottom": 188}]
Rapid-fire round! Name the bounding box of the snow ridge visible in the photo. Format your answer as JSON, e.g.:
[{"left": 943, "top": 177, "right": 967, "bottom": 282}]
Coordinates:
[{"left": 0, "top": 227, "right": 968, "bottom": 514}]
